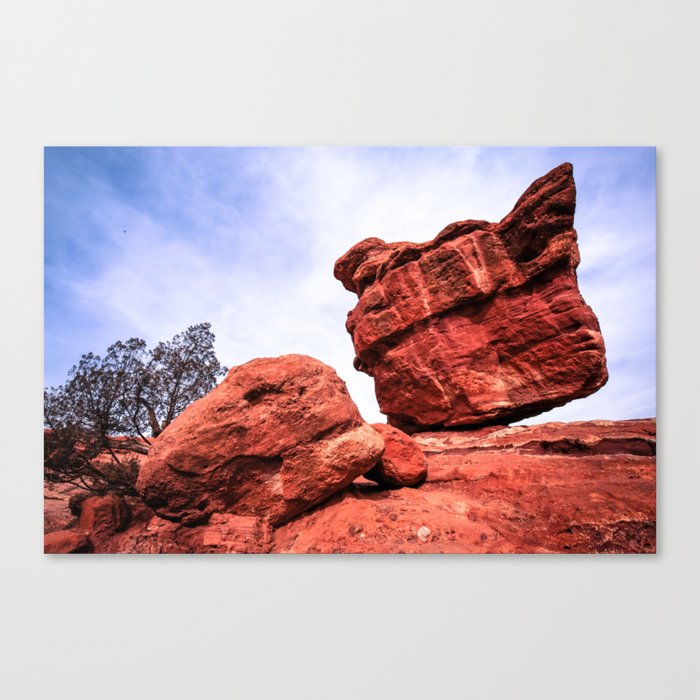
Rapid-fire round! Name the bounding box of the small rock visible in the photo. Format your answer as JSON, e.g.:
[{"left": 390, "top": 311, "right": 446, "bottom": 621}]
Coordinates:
[
  {"left": 417, "top": 526, "right": 431, "bottom": 543},
  {"left": 365, "top": 423, "right": 428, "bottom": 488},
  {"left": 80, "top": 494, "right": 131, "bottom": 545}
]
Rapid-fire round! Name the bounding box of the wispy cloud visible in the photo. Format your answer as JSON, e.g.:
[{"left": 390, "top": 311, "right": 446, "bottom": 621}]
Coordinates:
[{"left": 44, "top": 147, "right": 655, "bottom": 423}]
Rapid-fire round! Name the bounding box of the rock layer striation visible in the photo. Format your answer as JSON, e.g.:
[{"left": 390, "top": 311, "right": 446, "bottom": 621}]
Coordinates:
[
  {"left": 334, "top": 163, "right": 608, "bottom": 431},
  {"left": 274, "top": 419, "right": 656, "bottom": 553}
]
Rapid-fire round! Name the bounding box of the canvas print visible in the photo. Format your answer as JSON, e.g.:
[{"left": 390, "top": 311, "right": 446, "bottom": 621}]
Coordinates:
[{"left": 44, "top": 147, "right": 656, "bottom": 553}]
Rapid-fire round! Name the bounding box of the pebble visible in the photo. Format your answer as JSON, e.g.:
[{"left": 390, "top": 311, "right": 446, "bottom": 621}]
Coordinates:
[{"left": 417, "top": 526, "right": 431, "bottom": 542}]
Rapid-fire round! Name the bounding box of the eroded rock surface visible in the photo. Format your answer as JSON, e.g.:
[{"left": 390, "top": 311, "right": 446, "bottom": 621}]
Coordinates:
[
  {"left": 44, "top": 529, "right": 92, "bottom": 554},
  {"left": 274, "top": 419, "right": 656, "bottom": 553},
  {"left": 44, "top": 482, "right": 79, "bottom": 533},
  {"left": 334, "top": 163, "right": 608, "bottom": 431},
  {"left": 136, "top": 354, "right": 384, "bottom": 526},
  {"left": 79, "top": 494, "right": 131, "bottom": 547},
  {"left": 364, "top": 423, "right": 427, "bottom": 488},
  {"left": 47, "top": 419, "right": 655, "bottom": 554},
  {"left": 110, "top": 511, "right": 274, "bottom": 554}
]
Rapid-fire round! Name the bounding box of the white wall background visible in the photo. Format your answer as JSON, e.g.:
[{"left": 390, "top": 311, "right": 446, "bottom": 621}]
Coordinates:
[{"left": 1, "top": 2, "right": 697, "bottom": 699}]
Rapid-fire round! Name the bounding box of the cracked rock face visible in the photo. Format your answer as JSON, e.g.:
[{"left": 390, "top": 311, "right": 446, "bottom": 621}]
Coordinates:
[
  {"left": 136, "top": 354, "right": 384, "bottom": 525},
  {"left": 334, "top": 163, "right": 608, "bottom": 432}
]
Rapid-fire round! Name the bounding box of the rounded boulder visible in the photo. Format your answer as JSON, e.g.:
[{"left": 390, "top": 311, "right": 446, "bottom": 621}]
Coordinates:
[
  {"left": 365, "top": 423, "right": 428, "bottom": 488},
  {"left": 136, "top": 354, "right": 384, "bottom": 525}
]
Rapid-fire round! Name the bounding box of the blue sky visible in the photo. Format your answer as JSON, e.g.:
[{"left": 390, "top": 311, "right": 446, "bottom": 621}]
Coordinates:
[{"left": 44, "top": 147, "right": 656, "bottom": 424}]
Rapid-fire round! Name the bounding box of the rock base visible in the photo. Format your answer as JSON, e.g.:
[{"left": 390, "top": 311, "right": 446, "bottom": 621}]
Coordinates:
[{"left": 44, "top": 419, "right": 655, "bottom": 554}]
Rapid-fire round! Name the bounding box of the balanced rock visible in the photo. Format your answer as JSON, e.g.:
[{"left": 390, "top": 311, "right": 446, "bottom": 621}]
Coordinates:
[
  {"left": 364, "top": 423, "right": 427, "bottom": 488},
  {"left": 334, "top": 163, "right": 608, "bottom": 431},
  {"left": 136, "top": 354, "right": 384, "bottom": 525}
]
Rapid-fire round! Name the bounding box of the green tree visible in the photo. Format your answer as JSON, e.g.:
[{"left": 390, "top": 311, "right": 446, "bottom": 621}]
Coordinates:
[
  {"left": 44, "top": 322, "right": 227, "bottom": 494},
  {"left": 135, "top": 322, "right": 228, "bottom": 438}
]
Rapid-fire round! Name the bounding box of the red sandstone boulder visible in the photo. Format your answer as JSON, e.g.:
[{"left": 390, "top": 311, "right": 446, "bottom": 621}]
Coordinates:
[
  {"left": 136, "top": 354, "right": 384, "bottom": 526},
  {"left": 364, "top": 423, "right": 427, "bottom": 488},
  {"left": 334, "top": 163, "right": 608, "bottom": 431},
  {"left": 79, "top": 494, "right": 131, "bottom": 545},
  {"left": 44, "top": 529, "right": 92, "bottom": 554}
]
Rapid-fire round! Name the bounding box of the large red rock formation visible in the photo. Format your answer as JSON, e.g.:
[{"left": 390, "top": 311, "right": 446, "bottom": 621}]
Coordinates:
[
  {"left": 274, "top": 419, "right": 656, "bottom": 554},
  {"left": 334, "top": 163, "right": 608, "bottom": 431},
  {"left": 136, "top": 354, "right": 384, "bottom": 526}
]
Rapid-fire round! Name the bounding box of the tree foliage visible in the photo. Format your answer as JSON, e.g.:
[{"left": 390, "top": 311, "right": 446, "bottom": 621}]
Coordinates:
[
  {"left": 44, "top": 323, "right": 228, "bottom": 494},
  {"left": 136, "top": 323, "right": 228, "bottom": 438}
]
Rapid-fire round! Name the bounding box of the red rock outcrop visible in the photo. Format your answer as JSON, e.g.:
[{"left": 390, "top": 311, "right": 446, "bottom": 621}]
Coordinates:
[
  {"left": 49, "top": 419, "right": 654, "bottom": 553},
  {"left": 136, "top": 354, "right": 384, "bottom": 526},
  {"left": 364, "top": 423, "right": 427, "bottom": 488},
  {"left": 274, "top": 419, "right": 655, "bottom": 553},
  {"left": 79, "top": 494, "right": 131, "bottom": 547},
  {"left": 334, "top": 163, "right": 608, "bottom": 431}
]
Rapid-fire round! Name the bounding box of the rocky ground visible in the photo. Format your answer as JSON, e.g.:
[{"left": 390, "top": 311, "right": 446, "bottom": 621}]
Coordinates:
[
  {"left": 44, "top": 482, "right": 80, "bottom": 533},
  {"left": 44, "top": 418, "right": 655, "bottom": 554}
]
